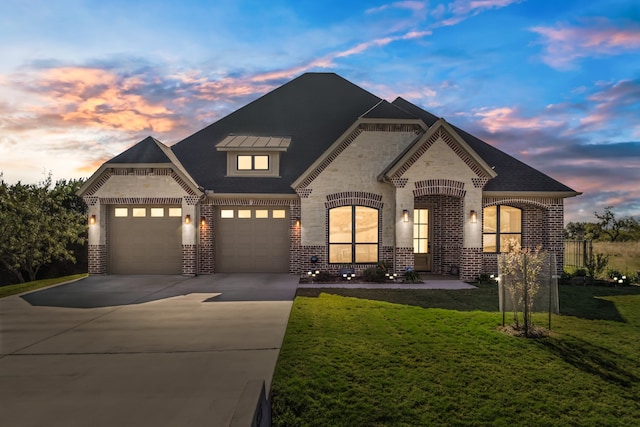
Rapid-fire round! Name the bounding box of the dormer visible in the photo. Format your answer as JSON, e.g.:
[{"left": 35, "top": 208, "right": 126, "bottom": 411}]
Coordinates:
[{"left": 216, "top": 135, "right": 292, "bottom": 178}]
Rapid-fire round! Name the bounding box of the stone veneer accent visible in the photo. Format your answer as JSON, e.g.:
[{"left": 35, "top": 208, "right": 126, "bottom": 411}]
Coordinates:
[{"left": 88, "top": 244, "right": 107, "bottom": 274}]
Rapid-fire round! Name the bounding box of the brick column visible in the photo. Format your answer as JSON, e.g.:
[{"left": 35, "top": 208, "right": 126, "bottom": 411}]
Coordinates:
[
  {"left": 460, "top": 247, "right": 482, "bottom": 282},
  {"left": 199, "top": 203, "right": 214, "bottom": 274}
]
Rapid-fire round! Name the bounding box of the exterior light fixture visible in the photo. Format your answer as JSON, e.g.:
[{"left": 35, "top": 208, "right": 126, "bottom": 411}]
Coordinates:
[
  {"left": 470, "top": 210, "right": 477, "bottom": 224},
  {"left": 89, "top": 215, "right": 96, "bottom": 225},
  {"left": 200, "top": 216, "right": 206, "bottom": 227},
  {"left": 402, "top": 209, "right": 409, "bottom": 223},
  {"left": 185, "top": 214, "right": 191, "bottom": 224},
  {"left": 295, "top": 218, "right": 301, "bottom": 227}
]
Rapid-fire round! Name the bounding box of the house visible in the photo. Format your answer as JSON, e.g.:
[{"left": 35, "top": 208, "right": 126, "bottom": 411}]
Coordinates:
[{"left": 78, "top": 73, "right": 580, "bottom": 281}]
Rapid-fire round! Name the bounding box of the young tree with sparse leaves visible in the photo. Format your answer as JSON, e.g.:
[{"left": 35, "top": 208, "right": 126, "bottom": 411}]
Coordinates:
[
  {"left": 0, "top": 175, "right": 86, "bottom": 283},
  {"left": 498, "top": 240, "right": 547, "bottom": 337}
]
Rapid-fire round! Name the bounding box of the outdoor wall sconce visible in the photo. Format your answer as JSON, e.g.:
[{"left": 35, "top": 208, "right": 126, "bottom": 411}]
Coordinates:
[
  {"left": 89, "top": 215, "right": 96, "bottom": 225},
  {"left": 470, "top": 210, "right": 477, "bottom": 224},
  {"left": 295, "top": 218, "right": 301, "bottom": 227},
  {"left": 200, "top": 216, "right": 206, "bottom": 227},
  {"left": 185, "top": 214, "right": 191, "bottom": 224},
  {"left": 402, "top": 209, "right": 409, "bottom": 223}
]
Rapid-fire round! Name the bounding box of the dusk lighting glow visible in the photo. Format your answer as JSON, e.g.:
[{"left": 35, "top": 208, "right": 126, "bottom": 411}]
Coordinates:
[{"left": 0, "top": 0, "right": 638, "bottom": 222}]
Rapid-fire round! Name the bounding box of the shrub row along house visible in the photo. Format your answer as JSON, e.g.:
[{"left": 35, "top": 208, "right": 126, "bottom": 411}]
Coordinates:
[{"left": 78, "top": 73, "right": 580, "bottom": 281}]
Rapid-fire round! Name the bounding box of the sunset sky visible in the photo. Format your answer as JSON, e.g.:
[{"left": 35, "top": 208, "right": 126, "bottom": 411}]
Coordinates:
[{"left": 1, "top": 0, "right": 639, "bottom": 223}]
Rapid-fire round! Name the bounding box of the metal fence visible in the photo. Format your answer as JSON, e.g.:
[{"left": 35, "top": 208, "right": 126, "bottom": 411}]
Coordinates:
[{"left": 564, "top": 240, "right": 593, "bottom": 269}]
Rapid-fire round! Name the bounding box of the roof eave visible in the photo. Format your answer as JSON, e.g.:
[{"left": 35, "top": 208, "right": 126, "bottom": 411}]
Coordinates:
[
  {"left": 205, "top": 192, "right": 299, "bottom": 200},
  {"left": 483, "top": 190, "right": 583, "bottom": 199},
  {"left": 76, "top": 162, "right": 203, "bottom": 197}
]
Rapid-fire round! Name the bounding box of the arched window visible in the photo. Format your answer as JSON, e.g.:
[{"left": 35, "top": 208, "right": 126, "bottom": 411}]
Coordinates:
[
  {"left": 483, "top": 205, "right": 522, "bottom": 253},
  {"left": 329, "top": 206, "right": 379, "bottom": 264}
]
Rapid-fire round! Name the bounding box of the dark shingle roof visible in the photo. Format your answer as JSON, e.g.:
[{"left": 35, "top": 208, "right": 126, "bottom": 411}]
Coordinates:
[
  {"left": 172, "top": 73, "right": 382, "bottom": 193},
  {"left": 107, "top": 136, "right": 172, "bottom": 164},
  {"left": 361, "top": 100, "right": 418, "bottom": 120},
  {"left": 391, "top": 97, "right": 577, "bottom": 193}
]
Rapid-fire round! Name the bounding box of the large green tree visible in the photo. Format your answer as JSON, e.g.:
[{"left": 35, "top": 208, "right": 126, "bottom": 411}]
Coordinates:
[{"left": 0, "top": 176, "right": 86, "bottom": 283}]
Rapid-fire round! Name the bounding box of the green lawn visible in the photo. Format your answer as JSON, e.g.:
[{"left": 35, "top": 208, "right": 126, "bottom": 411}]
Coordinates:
[
  {"left": 0, "top": 273, "right": 87, "bottom": 298},
  {"left": 272, "top": 284, "right": 640, "bottom": 426}
]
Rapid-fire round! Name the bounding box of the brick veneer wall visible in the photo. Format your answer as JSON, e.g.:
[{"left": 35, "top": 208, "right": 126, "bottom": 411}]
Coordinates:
[
  {"left": 88, "top": 244, "right": 107, "bottom": 274},
  {"left": 182, "top": 244, "right": 197, "bottom": 275},
  {"left": 395, "top": 247, "right": 413, "bottom": 272},
  {"left": 290, "top": 203, "right": 301, "bottom": 274},
  {"left": 199, "top": 203, "right": 215, "bottom": 274},
  {"left": 481, "top": 198, "right": 565, "bottom": 275},
  {"left": 414, "top": 194, "right": 463, "bottom": 275},
  {"left": 461, "top": 247, "right": 482, "bottom": 282}
]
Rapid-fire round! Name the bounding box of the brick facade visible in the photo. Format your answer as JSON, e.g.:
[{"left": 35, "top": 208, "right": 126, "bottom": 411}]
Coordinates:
[
  {"left": 199, "top": 203, "right": 215, "bottom": 274},
  {"left": 481, "top": 198, "right": 565, "bottom": 276},
  {"left": 182, "top": 245, "right": 197, "bottom": 275},
  {"left": 88, "top": 244, "right": 107, "bottom": 274}
]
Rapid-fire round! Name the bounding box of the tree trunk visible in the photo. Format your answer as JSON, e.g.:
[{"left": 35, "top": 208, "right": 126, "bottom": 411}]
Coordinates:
[{"left": 0, "top": 259, "right": 26, "bottom": 283}]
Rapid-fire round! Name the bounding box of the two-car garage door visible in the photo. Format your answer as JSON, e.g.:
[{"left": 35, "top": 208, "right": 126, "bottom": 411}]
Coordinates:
[
  {"left": 108, "top": 206, "right": 182, "bottom": 274},
  {"left": 108, "top": 205, "right": 290, "bottom": 274},
  {"left": 215, "top": 206, "right": 290, "bottom": 273}
]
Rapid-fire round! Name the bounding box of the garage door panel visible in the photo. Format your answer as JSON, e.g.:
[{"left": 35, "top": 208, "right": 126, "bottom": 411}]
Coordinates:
[
  {"left": 109, "top": 206, "right": 182, "bottom": 274},
  {"left": 215, "top": 207, "right": 289, "bottom": 273}
]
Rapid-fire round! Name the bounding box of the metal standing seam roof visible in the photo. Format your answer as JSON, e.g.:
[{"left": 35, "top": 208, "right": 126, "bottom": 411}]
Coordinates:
[{"left": 215, "top": 135, "right": 292, "bottom": 151}]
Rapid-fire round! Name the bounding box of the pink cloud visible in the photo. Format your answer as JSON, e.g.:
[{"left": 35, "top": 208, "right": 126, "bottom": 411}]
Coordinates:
[
  {"left": 474, "top": 106, "right": 564, "bottom": 133},
  {"left": 22, "top": 67, "right": 178, "bottom": 133},
  {"left": 531, "top": 19, "right": 640, "bottom": 69}
]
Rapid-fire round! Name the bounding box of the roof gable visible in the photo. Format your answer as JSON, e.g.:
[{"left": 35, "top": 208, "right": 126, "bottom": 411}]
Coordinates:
[
  {"left": 391, "top": 98, "right": 579, "bottom": 195},
  {"left": 381, "top": 118, "right": 497, "bottom": 182},
  {"left": 107, "top": 136, "right": 172, "bottom": 164},
  {"left": 77, "top": 136, "right": 201, "bottom": 197},
  {"left": 172, "top": 73, "right": 382, "bottom": 194}
]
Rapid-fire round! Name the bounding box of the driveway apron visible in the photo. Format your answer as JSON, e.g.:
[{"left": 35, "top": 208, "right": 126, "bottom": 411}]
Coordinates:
[{"left": 0, "top": 274, "right": 298, "bottom": 427}]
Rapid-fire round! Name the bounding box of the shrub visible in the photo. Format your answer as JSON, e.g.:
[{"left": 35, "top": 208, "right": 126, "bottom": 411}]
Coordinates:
[
  {"left": 585, "top": 252, "right": 609, "bottom": 279},
  {"left": 404, "top": 270, "right": 422, "bottom": 284},
  {"left": 363, "top": 262, "right": 392, "bottom": 283}
]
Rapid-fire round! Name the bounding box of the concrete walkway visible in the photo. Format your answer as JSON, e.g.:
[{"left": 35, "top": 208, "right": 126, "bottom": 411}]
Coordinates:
[{"left": 0, "top": 274, "right": 298, "bottom": 427}]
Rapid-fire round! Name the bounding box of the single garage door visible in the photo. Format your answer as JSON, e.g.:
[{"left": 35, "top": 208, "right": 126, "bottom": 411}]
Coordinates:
[
  {"left": 215, "top": 207, "right": 290, "bottom": 273},
  {"left": 109, "top": 206, "right": 182, "bottom": 274}
]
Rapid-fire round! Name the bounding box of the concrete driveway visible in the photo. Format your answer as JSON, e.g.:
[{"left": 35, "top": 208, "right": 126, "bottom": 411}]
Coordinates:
[{"left": 0, "top": 274, "right": 299, "bottom": 427}]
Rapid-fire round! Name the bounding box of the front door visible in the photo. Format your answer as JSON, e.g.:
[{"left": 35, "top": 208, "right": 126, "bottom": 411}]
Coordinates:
[{"left": 413, "top": 208, "right": 431, "bottom": 271}]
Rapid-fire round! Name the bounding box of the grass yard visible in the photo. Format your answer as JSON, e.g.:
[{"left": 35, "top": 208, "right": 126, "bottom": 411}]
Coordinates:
[
  {"left": 0, "top": 273, "right": 87, "bottom": 298},
  {"left": 272, "top": 285, "right": 640, "bottom": 426},
  {"left": 593, "top": 241, "right": 640, "bottom": 275}
]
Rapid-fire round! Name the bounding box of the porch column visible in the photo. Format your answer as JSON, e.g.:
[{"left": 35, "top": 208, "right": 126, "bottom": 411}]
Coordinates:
[
  {"left": 461, "top": 190, "right": 483, "bottom": 282},
  {"left": 84, "top": 196, "right": 107, "bottom": 274},
  {"left": 182, "top": 196, "right": 199, "bottom": 275},
  {"left": 395, "top": 186, "right": 414, "bottom": 272}
]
